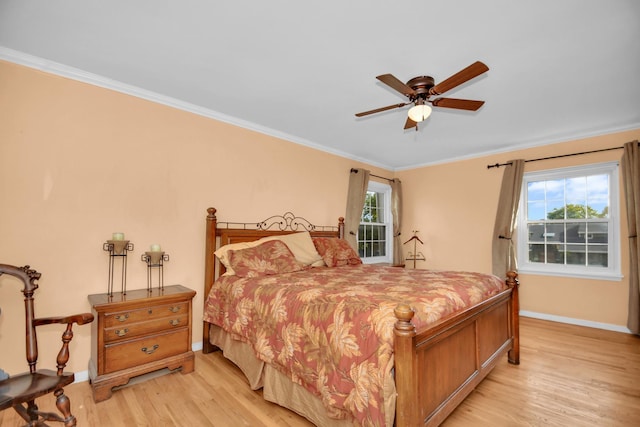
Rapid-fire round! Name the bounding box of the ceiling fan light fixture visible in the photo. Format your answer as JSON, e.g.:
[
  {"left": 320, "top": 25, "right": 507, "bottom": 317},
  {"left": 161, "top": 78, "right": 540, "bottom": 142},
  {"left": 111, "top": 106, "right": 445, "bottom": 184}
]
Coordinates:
[
  {"left": 407, "top": 104, "right": 432, "bottom": 122},
  {"left": 356, "top": 62, "right": 489, "bottom": 130}
]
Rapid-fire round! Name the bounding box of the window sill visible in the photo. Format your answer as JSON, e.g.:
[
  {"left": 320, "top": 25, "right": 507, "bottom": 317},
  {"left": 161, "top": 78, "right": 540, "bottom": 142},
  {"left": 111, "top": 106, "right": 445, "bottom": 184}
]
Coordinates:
[
  {"left": 367, "top": 262, "right": 405, "bottom": 268},
  {"left": 362, "top": 257, "right": 392, "bottom": 265},
  {"left": 517, "top": 267, "right": 623, "bottom": 282}
]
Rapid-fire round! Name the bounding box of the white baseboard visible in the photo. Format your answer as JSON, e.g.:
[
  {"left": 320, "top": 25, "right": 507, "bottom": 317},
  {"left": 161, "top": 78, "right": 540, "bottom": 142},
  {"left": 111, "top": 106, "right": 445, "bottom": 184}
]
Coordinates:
[
  {"left": 73, "top": 341, "right": 205, "bottom": 384},
  {"left": 520, "top": 310, "right": 632, "bottom": 334},
  {"left": 73, "top": 370, "right": 89, "bottom": 384}
]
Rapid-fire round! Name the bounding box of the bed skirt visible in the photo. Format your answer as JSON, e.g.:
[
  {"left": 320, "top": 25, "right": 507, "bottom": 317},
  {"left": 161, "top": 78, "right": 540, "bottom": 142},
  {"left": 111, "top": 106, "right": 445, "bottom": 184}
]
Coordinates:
[{"left": 208, "top": 323, "right": 396, "bottom": 426}]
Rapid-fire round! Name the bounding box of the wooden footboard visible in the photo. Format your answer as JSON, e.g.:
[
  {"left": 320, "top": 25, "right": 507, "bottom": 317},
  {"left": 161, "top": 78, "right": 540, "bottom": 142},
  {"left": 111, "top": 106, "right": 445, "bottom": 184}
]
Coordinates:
[{"left": 394, "top": 271, "right": 519, "bottom": 426}]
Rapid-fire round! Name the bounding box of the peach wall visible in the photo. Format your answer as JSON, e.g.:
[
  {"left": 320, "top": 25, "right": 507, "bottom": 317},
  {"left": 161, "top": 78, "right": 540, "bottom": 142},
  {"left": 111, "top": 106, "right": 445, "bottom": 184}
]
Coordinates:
[
  {"left": 0, "top": 61, "right": 391, "bottom": 373},
  {"left": 398, "top": 129, "right": 640, "bottom": 328},
  {"left": 2, "top": 59, "right": 637, "bottom": 377}
]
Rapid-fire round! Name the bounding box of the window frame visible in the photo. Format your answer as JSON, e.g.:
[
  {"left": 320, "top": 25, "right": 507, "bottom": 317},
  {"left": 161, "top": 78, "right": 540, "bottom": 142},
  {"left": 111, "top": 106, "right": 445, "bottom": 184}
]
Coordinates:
[
  {"left": 516, "top": 161, "right": 622, "bottom": 281},
  {"left": 358, "top": 181, "right": 393, "bottom": 264}
]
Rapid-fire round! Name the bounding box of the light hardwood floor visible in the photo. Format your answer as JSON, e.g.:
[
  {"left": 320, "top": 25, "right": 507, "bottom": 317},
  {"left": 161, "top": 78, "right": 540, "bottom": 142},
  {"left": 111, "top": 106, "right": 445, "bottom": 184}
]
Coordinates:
[{"left": 1, "top": 317, "right": 639, "bottom": 426}]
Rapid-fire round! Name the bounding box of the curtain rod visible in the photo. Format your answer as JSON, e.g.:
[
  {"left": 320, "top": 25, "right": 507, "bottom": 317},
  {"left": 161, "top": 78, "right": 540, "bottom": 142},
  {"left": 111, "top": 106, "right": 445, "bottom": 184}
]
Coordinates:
[
  {"left": 486, "top": 143, "right": 637, "bottom": 169},
  {"left": 350, "top": 168, "right": 393, "bottom": 182}
]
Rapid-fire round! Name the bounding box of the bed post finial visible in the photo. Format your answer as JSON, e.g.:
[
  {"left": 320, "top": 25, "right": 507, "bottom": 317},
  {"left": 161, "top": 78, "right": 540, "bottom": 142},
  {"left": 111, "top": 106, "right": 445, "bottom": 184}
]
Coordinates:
[
  {"left": 505, "top": 270, "right": 518, "bottom": 288},
  {"left": 207, "top": 207, "right": 217, "bottom": 219},
  {"left": 338, "top": 217, "right": 345, "bottom": 239},
  {"left": 394, "top": 304, "right": 415, "bottom": 335}
]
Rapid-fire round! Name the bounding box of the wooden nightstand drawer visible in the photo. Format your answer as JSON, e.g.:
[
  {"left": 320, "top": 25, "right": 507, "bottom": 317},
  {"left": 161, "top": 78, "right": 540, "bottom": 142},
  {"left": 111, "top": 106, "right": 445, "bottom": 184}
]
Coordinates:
[
  {"left": 104, "top": 328, "right": 189, "bottom": 373},
  {"left": 104, "top": 302, "right": 189, "bottom": 328},
  {"left": 88, "top": 285, "right": 196, "bottom": 402},
  {"left": 104, "top": 313, "right": 188, "bottom": 343}
]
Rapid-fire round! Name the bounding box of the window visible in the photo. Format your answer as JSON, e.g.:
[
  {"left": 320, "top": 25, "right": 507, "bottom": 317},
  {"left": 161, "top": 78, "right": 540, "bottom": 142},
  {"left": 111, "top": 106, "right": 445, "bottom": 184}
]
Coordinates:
[
  {"left": 358, "top": 181, "right": 392, "bottom": 263},
  {"left": 516, "top": 162, "right": 621, "bottom": 280}
]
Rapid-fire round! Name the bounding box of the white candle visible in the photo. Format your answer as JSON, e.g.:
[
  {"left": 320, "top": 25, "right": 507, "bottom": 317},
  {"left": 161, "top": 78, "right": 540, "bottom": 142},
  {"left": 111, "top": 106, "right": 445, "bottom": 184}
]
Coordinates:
[
  {"left": 150, "top": 244, "right": 161, "bottom": 252},
  {"left": 112, "top": 232, "right": 125, "bottom": 241}
]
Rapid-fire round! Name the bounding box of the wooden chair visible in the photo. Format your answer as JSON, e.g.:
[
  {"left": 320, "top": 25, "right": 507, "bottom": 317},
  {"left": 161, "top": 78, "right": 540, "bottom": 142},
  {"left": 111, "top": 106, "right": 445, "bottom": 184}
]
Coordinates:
[{"left": 0, "top": 264, "right": 94, "bottom": 426}]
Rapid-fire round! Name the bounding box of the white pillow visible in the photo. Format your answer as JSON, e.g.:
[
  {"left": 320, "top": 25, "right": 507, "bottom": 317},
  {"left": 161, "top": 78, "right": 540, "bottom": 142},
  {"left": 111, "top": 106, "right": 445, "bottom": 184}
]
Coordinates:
[{"left": 214, "top": 231, "right": 323, "bottom": 275}]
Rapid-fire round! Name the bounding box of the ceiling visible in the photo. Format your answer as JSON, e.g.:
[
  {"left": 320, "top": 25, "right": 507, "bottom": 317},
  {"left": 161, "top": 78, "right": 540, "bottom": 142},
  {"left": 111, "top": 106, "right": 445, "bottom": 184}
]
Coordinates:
[{"left": 1, "top": 1, "right": 639, "bottom": 170}]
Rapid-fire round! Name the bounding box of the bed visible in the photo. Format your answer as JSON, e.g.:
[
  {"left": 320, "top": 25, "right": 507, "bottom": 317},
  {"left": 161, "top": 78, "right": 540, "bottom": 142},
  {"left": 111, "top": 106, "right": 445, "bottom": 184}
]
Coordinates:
[{"left": 202, "top": 207, "right": 520, "bottom": 426}]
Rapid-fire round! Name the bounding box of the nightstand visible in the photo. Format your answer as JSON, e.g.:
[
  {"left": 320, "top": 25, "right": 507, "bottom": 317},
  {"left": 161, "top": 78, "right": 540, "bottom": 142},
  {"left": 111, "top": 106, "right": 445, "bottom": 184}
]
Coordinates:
[{"left": 88, "top": 285, "right": 196, "bottom": 402}]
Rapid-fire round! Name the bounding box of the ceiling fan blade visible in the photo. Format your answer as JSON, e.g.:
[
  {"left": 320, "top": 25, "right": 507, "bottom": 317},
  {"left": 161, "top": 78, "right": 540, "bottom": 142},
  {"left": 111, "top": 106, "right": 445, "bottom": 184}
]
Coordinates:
[
  {"left": 403, "top": 117, "right": 417, "bottom": 130},
  {"left": 355, "top": 102, "right": 409, "bottom": 117},
  {"left": 376, "top": 74, "right": 416, "bottom": 97},
  {"left": 431, "top": 97, "right": 485, "bottom": 111},
  {"left": 429, "top": 61, "right": 489, "bottom": 95}
]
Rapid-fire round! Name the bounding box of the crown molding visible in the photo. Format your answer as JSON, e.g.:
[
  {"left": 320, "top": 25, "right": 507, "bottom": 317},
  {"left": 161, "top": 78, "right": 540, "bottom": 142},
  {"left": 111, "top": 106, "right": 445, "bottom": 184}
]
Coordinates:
[{"left": 0, "top": 46, "right": 390, "bottom": 170}]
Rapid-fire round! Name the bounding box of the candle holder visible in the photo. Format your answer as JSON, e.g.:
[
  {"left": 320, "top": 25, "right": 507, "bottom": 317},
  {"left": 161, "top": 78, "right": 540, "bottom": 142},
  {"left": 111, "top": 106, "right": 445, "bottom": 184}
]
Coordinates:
[
  {"left": 141, "top": 251, "right": 169, "bottom": 292},
  {"left": 103, "top": 240, "right": 134, "bottom": 296}
]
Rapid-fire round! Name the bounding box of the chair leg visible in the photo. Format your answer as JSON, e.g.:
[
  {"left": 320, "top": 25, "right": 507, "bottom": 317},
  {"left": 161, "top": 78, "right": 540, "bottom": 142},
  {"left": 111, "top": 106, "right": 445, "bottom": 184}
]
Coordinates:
[
  {"left": 13, "top": 393, "right": 77, "bottom": 426},
  {"left": 54, "top": 388, "right": 76, "bottom": 427},
  {"left": 11, "top": 401, "right": 36, "bottom": 423}
]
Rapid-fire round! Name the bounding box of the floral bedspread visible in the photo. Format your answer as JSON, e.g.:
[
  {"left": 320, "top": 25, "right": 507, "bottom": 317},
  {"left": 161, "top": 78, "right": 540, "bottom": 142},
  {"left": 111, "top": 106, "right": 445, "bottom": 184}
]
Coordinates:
[{"left": 203, "top": 265, "right": 505, "bottom": 426}]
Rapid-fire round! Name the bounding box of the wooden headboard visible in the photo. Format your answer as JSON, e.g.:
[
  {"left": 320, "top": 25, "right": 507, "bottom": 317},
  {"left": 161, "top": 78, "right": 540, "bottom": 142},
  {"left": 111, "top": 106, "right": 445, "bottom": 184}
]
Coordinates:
[{"left": 203, "top": 207, "right": 344, "bottom": 351}]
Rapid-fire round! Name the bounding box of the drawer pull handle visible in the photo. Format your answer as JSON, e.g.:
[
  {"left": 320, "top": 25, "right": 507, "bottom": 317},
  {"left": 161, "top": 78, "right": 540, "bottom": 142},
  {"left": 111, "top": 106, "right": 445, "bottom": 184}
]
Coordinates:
[
  {"left": 141, "top": 344, "right": 159, "bottom": 355},
  {"left": 148, "top": 309, "right": 153, "bottom": 315},
  {"left": 169, "top": 319, "right": 180, "bottom": 326},
  {"left": 169, "top": 306, "right": 180, "bottom": 313},
  {"left": 115, "top": 328, "right": 129, "bottom": 337},
  {"left": 115, "top": 314, "right": 129, "bottom": 322}
]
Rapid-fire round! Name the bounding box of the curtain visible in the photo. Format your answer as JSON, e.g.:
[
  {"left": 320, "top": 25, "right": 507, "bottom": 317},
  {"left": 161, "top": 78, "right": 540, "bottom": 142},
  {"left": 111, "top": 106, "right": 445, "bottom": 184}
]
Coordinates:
[
  {"left": 345, "top": 168, "right": 370, "bottom": 250},
  {"left": 492, "top": 159, "right": 525, "bottom": 276},
  {"left": 622, "top": 140, "right": 640, "bottom": 334},
  {"left": 390, "top": 178, "right": 403, "bottom": 266}
]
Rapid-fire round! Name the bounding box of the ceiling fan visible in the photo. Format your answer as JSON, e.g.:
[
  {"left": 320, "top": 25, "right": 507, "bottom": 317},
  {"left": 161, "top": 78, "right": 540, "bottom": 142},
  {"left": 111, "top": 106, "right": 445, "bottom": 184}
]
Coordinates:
[{"left": 355, "top": 61, "right": 489, "bottom": 130}]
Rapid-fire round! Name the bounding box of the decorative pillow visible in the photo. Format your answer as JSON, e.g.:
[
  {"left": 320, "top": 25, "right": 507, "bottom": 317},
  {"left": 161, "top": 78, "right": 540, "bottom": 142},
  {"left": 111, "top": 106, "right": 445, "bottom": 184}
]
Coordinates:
[
  {"left": 215, "top": 231, "right": 322, "bottom": 275},
  {"left": 312, "top": 237, "right": 363, "bottom": 267},
  {"left": 227, "top": 240, "right": 307, "bottom": 278},
  {"left": 214, "top": 240, "right": 260, "bottom": 276},
  {"left": 262, "top": 232, "right": 323, "bottom": 265}
]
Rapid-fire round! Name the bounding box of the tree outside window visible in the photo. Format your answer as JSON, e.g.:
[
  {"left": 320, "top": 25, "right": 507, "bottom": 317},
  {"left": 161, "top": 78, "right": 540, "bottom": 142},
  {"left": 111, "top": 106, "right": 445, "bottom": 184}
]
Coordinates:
[{"left": 518, "top": 162, "right": 621, "bottom": 280}]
